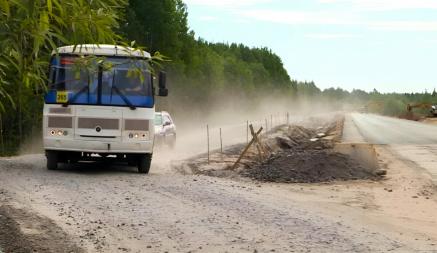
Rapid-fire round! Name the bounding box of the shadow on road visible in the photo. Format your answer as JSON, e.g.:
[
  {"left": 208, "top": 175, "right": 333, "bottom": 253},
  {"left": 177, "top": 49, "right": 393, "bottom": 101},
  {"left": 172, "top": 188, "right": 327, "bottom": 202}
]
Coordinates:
[{"left": 53, "top": 161, "right": 139, "bottom": 175}]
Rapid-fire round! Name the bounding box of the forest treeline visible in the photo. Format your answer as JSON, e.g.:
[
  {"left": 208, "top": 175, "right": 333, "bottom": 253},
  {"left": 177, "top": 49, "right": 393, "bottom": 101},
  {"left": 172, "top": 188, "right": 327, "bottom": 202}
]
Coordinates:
[
  {"left": 297, "top": 85, "right": 437, "bottom": 117},
  {"left": 0, "top": 0, "right": 435, "bottom": 154},
  {"left": 123, "top": 0, "right": 297, "bottom": 114}
]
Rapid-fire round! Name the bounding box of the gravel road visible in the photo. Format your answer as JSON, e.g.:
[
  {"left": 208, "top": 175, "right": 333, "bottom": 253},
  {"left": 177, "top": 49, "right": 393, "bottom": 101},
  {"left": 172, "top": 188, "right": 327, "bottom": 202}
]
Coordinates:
[
  {"left": 0, "top": 114, "right": 436, "bottom": 252},
  {"left": 0, "top": 154, "right": 411, "bottom": 253}
]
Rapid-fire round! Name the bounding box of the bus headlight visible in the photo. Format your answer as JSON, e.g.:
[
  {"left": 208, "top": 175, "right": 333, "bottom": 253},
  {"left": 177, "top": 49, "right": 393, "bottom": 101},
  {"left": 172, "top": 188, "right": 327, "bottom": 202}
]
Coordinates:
[
  {"left": 49, "top": 129, "right": 69, "bottom": 136},
  {"left": 128, "top": 132, "right": 149, "bottom": 140}
]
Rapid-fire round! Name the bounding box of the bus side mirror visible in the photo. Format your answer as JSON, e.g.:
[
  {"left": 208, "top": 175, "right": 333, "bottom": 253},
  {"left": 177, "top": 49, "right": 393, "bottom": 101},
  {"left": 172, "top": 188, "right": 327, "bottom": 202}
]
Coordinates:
[{"left": 158, "top": 71, "right": 168, "bottom": 97}]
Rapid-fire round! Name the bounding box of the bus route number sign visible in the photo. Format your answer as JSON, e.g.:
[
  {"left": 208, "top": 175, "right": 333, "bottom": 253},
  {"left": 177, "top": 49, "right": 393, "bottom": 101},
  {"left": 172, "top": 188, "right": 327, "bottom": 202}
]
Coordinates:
[{"left": 56, "top": 91, "right": 69, "bottom": 103}]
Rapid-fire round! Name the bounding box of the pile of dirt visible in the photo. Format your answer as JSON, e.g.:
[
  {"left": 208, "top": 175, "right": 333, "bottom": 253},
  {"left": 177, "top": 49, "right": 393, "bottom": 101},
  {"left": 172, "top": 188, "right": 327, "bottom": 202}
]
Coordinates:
[
  {"left": 239, "top": 119, "right": 379, "bottom": 183},
  {"left": 178, "top": 115, "right": 382, "bottom": 184},
  {"left": 274, "top": 125, "right": 333, "bottom": 151},
  {"left": 240, "top": 150, "right": 377, "bottom": 183}
]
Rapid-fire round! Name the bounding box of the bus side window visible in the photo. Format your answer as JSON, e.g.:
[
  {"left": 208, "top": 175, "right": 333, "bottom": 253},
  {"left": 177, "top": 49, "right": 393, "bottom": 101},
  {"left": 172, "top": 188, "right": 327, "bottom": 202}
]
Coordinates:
[{"left": 49, "top": 66, "right": 56, "bottom": 89}]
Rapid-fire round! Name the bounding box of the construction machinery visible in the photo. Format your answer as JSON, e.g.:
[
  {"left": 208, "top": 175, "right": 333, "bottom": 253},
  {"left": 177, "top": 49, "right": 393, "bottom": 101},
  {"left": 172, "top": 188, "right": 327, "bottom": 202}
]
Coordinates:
[{"left": 406, "top": 103, "right": 437, "bottom": 116}]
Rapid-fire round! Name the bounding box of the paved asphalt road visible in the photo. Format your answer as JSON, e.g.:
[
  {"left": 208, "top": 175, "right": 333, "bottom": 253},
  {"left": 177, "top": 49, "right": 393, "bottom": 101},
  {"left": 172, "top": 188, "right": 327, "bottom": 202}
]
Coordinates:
[
  {"left": 344, "top": 113, "right": 437, "bottom": 183},
  {"left": 348, "top": 113, "right": 437, "bottom": 145}
]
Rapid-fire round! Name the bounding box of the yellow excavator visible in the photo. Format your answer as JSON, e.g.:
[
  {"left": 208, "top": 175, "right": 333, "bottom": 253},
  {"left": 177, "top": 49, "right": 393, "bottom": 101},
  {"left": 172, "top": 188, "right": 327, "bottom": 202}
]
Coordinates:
[
  {"left": 406, "top": 103, "right": 437, "bottom": 116},
  {"left": 403, "top": 103, "right": 437, "bottom": 121}
]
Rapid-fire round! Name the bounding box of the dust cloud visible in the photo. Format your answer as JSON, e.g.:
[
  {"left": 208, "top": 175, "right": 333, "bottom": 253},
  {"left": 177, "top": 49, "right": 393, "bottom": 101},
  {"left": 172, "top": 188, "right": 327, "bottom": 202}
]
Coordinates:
[
  {"left": 19, "top": 132, "right": 43, "bottom": 156},
  {"left": 154, "top": 93, "right": 347, "bottom": 167},
  {"left": 18, "top": 92, "right": 347, "bottom": 164}
]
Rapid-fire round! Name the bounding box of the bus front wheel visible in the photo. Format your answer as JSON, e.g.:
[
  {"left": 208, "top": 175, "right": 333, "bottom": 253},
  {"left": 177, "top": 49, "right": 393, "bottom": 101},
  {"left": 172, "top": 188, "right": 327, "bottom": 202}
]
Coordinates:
[
  {"left": 46, "top": 151, "right": 58, "bottom": 170},
  {"left": 138, "top": 154, "right": 152, "bottom": 174}
]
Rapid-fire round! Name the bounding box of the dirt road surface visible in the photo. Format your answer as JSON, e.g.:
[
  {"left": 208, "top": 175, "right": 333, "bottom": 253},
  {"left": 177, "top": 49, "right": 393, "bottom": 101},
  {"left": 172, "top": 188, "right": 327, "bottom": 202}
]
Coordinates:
[{"left": 0, "top": 114, "right": 436, "bottom": 252}]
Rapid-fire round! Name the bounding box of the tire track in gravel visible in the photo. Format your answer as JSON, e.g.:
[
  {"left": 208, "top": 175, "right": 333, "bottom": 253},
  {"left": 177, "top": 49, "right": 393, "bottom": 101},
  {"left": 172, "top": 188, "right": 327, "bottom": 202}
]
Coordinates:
[{"left": 0, "top": 154, "right": 413, "bottom": 253}]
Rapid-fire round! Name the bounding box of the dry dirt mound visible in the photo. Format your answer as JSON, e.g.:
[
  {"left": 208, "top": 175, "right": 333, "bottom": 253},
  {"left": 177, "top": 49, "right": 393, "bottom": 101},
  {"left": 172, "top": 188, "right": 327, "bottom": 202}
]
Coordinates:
[
  {"left": 239, "top": 119, "right": 378, "bottom": 183},
  {"left": 240, "top": 150, "right": 377, "bottom": 183},
  {"left": 177, "top": 115, "right": 382, "bottom": 184}
]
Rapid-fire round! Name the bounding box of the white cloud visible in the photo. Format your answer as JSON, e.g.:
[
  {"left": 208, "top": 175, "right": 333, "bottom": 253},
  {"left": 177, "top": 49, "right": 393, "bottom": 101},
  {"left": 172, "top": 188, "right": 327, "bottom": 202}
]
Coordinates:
[
  {"left": 305, "top": 33, "right": 362, "bottom": 39},
  {"left": 370, "top": 21, "right": 437, "bottom": 31},
  {"left": 186, "top": 0, "right": 437, "bottom": 32},
  {"left": 320, "top": 0, "right": 437, "bottom": 11},
  {"left": 184, "top": 0, "right": 271, "bottom": 8},
  {"left": 239, "top": 9, "right": 437, "bottom": 32},
  {"left": 239, "top": 10, "right": 358, "bottom": 25}
]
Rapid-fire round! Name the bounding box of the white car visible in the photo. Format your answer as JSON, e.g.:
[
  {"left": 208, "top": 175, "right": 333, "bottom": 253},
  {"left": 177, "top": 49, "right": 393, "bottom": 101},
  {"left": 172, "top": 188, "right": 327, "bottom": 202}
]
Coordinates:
[{"left": 154, "top": 111, "right": 176, "bottom": 148}]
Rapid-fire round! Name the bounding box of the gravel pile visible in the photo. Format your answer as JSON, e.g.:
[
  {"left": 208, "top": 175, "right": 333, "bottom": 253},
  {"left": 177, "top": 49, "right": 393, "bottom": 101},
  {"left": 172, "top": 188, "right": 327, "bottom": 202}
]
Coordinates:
[
  {"left": 239, "top": 122, "right": 379, "bottom": 183},
  {"left": 240, "top": 150, "right": 377, "bottom": 183},
  {"left": 181, "top": 115, "right": 382, "bottom": 184}
]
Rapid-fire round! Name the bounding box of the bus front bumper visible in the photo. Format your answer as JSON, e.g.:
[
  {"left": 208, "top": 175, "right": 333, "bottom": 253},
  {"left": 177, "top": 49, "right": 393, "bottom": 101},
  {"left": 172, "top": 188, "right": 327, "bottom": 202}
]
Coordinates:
[{"left": 44, "top": 138, "right": 154, "bottom": 154}]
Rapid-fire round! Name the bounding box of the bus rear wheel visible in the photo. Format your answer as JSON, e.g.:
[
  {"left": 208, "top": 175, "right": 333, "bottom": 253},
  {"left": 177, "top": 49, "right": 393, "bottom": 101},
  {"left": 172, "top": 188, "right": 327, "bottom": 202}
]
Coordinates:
[{"left": 138, "top": 154, "right": 152, "bottom": 174}]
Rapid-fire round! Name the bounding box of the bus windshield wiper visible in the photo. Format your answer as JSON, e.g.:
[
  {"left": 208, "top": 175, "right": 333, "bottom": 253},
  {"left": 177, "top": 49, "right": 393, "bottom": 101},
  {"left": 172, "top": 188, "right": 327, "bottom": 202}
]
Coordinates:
[
  {"left": 62, "top": 85, "right": 89, "bottom": 107},
  {"left": 111, "top": 86, "right": 136, "bottom": 110}
]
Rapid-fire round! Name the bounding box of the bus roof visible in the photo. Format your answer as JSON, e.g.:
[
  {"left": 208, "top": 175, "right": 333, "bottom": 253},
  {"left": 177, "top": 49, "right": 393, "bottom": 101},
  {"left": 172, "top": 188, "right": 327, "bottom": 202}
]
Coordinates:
[{"left": 54, "top": 44, "right": 151, "bottom": 59}]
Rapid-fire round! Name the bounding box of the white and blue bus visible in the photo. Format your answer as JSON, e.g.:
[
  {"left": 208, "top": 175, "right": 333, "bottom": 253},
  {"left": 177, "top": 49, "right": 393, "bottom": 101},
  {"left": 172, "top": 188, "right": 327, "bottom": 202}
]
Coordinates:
[{"left": 43, "top": 44, "right": 168, "bottom": 173}]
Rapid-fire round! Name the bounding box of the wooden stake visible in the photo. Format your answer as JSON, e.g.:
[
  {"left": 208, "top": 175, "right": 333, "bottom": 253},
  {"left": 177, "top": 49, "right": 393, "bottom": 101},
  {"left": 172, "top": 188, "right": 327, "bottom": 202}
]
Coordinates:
[
  {"left": 220, "top": 127, "right": 223, "bottom": 154},
  {"left": 232, "top": 126, "right": 263, "bottom": 170},
  {"left": 246, "top": 120, "right": 249, "bottom": 144},
  {"left": 207, "top": 124, "right": 210, "bottom": 164},
  {"left": 250, "top": 125, "right": 263, "bottom": 161}
]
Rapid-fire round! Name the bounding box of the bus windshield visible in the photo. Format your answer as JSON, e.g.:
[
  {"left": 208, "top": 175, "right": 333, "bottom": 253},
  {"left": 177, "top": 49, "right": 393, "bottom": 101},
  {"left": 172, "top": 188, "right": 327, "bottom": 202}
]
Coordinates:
[{"left": 45, "top": 56, "right": 153, "bottom": 108}]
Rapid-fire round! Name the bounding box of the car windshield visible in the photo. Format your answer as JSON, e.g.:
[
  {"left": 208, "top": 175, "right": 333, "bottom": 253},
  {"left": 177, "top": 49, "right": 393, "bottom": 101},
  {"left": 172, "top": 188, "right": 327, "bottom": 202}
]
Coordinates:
[
  {"left": 155, "top": 114, "right": 163, "bottom": 125},
  {"left": 45, "top": 56, "right": 153, "bottom": 107}
]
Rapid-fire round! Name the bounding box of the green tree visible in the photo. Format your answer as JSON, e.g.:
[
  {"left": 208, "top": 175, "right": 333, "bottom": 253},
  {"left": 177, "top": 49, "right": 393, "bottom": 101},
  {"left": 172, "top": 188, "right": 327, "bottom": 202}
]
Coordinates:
[
  {"left": 122, "top": 0, "right": 189, "bottom": 58},
  {"left": 0, "top": 0, "right": 126, "bottom": 154},
  {"left": 121, "top": 1, "right": 296, "bottom": 113}
]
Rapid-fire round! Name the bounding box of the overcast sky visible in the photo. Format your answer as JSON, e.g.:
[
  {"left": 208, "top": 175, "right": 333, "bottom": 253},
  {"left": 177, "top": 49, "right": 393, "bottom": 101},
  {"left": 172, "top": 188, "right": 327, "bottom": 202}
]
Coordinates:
[{"left": 184, "top": 0, "right": 437, "bottom": 93}]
